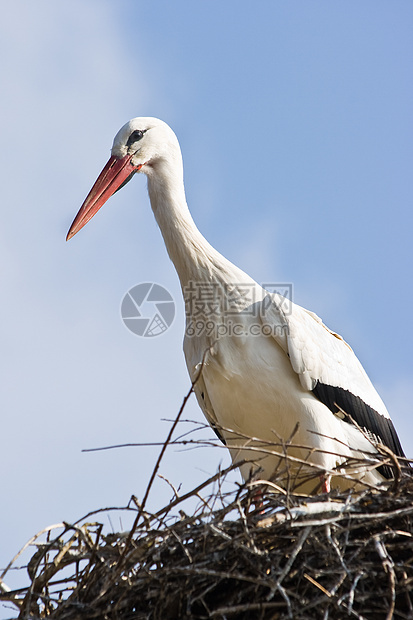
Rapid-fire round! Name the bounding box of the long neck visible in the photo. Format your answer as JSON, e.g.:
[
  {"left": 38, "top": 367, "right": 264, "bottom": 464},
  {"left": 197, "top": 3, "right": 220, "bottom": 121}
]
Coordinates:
[{"left": 147, "top": 157, "right": 245, "bottom": 289}]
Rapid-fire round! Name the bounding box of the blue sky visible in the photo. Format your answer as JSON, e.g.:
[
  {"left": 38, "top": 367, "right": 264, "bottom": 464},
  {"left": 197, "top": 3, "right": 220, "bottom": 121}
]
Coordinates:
[{"left": 1, "top": 1, "right": 412, "bottom": 608}]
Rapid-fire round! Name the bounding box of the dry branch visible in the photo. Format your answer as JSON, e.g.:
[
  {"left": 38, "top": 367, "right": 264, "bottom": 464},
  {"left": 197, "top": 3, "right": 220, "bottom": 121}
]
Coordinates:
[
  {"left": 1, "top": 381, "right": 412, "bottom": 619},
  {"left": 1, "top": 456, "right": 413, "bottom": 620}
]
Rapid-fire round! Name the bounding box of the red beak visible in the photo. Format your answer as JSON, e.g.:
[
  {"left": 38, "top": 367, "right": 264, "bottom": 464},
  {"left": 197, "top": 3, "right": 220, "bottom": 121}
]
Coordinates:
[{"left": 66, "top": 154, "right": 140, "bottom": 241}]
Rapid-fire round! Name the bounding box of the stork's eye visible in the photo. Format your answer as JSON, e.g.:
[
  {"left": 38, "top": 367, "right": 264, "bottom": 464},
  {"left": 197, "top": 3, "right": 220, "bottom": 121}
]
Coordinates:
[{"left": 127, "top": 129, "right": 145, "bottom": 146}]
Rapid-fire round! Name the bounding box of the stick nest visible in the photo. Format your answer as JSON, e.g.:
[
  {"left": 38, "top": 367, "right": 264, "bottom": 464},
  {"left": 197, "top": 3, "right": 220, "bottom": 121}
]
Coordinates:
[{"left": 2, "top": 456, "right": 413, "bottom": 620}]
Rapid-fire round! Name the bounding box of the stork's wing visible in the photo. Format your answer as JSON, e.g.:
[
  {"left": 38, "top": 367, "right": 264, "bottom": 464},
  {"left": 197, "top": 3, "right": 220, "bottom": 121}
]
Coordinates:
[{"left": 260, "top": 293, "right": 405, "bottom": 465}]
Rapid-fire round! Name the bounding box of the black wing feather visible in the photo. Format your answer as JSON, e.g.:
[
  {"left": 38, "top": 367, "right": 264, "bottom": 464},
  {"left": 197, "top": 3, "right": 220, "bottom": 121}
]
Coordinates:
[{"left": 312, "top": 382, "right": 405, "bottom": 479}]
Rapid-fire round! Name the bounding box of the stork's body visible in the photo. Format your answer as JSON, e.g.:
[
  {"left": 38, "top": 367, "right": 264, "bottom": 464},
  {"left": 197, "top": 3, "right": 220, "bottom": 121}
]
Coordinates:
[{"left": 67, "top": 117, "right": 406, "bottom": 493}]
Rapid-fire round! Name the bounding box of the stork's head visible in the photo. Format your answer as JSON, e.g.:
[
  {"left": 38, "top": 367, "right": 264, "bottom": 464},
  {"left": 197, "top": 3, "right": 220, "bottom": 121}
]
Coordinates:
[{"left": 66, "top": 117, "right": 180, "bottom": 240}]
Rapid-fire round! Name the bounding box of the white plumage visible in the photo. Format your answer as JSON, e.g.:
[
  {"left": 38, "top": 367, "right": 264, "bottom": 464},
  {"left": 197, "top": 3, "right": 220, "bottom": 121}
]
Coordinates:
[{"left": 67, "top": 117, "right": 406, "bottom": 493}]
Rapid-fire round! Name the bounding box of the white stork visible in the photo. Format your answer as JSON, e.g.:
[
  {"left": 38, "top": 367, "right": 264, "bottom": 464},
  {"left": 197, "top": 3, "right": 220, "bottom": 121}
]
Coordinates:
[{"left": 67, "top": 117, "right": 406, "bottom": 493}]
